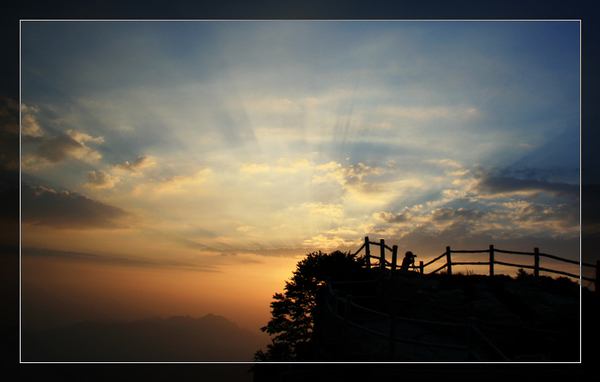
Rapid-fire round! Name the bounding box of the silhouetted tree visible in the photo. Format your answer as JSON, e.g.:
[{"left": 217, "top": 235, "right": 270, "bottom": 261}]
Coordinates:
[
  {"left": 254, "top": 250, "right": 366, "bottom": 361},
  {"left": 515, "top": 268, "right": 532, "bottom": 280}
]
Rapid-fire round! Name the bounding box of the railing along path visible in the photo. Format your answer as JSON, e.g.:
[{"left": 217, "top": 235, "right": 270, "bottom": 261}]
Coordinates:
[
  {"left": 320, "top": 236, "right": 594, "bottom": 360},
  {"left": 322, "top": 280, "right": 508, "bottom": 361}
]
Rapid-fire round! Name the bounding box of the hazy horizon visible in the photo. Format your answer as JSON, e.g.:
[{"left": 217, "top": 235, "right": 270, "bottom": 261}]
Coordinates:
[
  {"left": 21, "top": 312, "right": 270, "bottom": 364},
  {"left": 19, "top": 21, "right": 580, "bottom": 342}
]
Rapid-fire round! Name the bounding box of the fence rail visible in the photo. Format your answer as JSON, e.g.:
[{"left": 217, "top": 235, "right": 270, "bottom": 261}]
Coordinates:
[
  {"left": 322, "top": 282, "right": 509, "bottom": 360},
  {"left": 354, "top": 236, "right": 598, "bottom": 290},
  {"left": 322, "top": 236, "right": 589, "bottom": 360}
]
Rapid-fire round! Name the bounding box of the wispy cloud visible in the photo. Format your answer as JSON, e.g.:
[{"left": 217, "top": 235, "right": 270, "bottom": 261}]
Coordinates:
[
  {"left": 21, "top": 246, "right": 219, "bottom": 272},
  {"left": 131, "top": 169, "right": 211, "bottom": 197},
  {"left": 114, "top": 155, "right": 156, "bottom": 177}
]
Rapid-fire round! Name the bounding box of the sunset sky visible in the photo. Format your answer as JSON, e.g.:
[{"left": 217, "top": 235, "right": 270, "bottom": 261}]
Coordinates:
[{"left": 19, "top": 21, "right": 580, "bottom": 339}]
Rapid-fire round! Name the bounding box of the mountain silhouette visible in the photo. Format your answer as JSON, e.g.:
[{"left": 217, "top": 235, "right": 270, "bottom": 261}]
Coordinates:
[{"left": 22, "top": 314, "right": 269, "bottom": 362}]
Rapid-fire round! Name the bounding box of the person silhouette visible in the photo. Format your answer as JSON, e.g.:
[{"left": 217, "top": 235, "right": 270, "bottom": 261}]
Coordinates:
[{"left": 401, "top": 251, "right": 417, "bottom": 272}]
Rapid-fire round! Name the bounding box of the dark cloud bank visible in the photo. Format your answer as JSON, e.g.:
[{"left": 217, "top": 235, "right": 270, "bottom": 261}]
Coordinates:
[
  {"left": 33, "top": 134, "right": 87, "bottom": 163},
  {"left": 473, "top": 171, "right": 579, "bottom": 200},
  {"left": 21, "top": 184, "right": 129, "bottom": 229}
]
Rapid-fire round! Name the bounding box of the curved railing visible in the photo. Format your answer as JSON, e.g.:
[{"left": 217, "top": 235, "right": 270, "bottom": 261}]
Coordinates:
[{"left": 321, "top": 281, "right": 509, "bottom": 361}]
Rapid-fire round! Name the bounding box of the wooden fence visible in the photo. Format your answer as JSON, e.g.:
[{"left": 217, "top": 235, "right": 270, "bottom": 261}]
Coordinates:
[
  {"left": 354, "top": 236, "right": 599, "bottom": 290},
  {"left": 322, "top": 280, "right": 509, "bottom": 361}
]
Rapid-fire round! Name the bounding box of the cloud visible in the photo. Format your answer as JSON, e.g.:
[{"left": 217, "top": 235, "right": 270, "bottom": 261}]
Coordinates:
[
  {"left": 313, "top": 162, "right": 381, "bottom": 192},
  {"left": 343, "top": 163, "right": 380, "bottom": 182},
  {"left": 65, "top": 129, "right": 105, "bottom": 144},
  {"left": 315, "top": 161, "right": 342, "bottom": 172},
  {"left": 21, "top": 104, "right": 44, "bottom": 137},
  {"left": 472, "top": 171, "right": 579, "bottom": 200},
  {"left": 86, "top": 170, "right": 120, "bottom": 189},
  {"left": 114, "top": 155, "right": 156, "bottom": 177},
  {"left": 131, "top": 169, "right": 211, "bottom": 196},
  {"left": 430, "top": 207, "right": 486, "bottom": 223},
  {"left": 21, "top": 184, "right": 130, "bottom": 229},
  {"left": 21, "top": 246, "right": 218, "bottom": 271},
  {"left": 502, "top": 201, "right": 580, "bottom": 230},
  {"left": 292, "top": 158, "right": 311, "bottom": 169},
  {"left": 157, "top": 170, "right": 211, "bottom": 192},
  {"left": 36, "top": 134, "right": 86, "bottom": 163},
  {"left": 446, "top": 169, "right": 470, "bottom": 176},
  {"left": 302, "top": 234, "right": 356, "bottom": 250},
  {"left": 23, "top": 130, "right": 104, "bottom": 170},
  {"left": 424, "top": 159, "right": 470, "bottom": 177},
  {"left": 376, "top": 209, "right": 412, "bottom": 224}
]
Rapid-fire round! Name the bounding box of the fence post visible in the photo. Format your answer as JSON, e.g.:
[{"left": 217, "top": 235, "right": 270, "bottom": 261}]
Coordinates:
[
  {"left": 419, "top": 260, "right": 424, "bottom": 274},
  {"left": 446, "top": 246, "right": 452, "bottom": 276},
  {"left": 380, "top": 239, "right": 386, "bottom": 272},
  {"left": 365, "top": 236, "right": 370, "bottom": 269},
  {"left": 489, "top": 245, "right": 494, "bottom": 277},
  {"left": 391, "top": 245, "right": 398, "bottom": 276},
  {"left": 534, "top": 248, "right": 540, "bottom": 282}
]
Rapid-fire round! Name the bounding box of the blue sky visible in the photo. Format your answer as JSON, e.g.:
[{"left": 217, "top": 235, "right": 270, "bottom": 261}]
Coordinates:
[{"left": 19, "top": 20, "right": 581, "bottom": 331}]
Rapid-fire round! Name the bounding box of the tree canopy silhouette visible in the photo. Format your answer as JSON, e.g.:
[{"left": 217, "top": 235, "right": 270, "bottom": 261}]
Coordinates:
[{"left": 254, "top": 250, "right": 366, "bottom": 361}]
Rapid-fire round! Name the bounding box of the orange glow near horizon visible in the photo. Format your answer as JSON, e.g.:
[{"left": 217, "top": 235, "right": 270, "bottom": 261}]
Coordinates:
[{"left": 21, "top": 249, "right": 302, "bottom": 334}]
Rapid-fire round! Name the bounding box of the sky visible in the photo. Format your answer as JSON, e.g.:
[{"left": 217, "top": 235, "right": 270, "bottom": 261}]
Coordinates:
[{"left": 18, "top": 20, "right": 581, "bottom": 337}]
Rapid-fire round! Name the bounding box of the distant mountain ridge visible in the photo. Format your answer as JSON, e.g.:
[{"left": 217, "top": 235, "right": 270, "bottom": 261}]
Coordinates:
[{"left": 22, "top": 313, "right": 269, "bottom": 362}]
